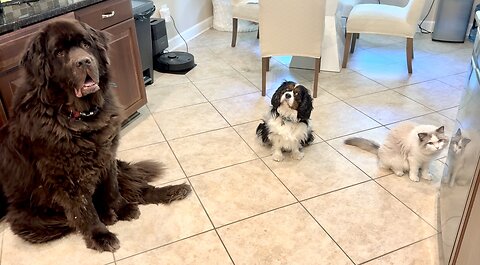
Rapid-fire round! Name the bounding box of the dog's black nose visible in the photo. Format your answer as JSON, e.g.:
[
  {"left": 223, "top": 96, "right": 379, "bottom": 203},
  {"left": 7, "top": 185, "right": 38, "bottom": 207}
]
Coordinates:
[
  {"left": 285, "top": 93, "right": 292, "bottom": 99},
  {"left": 76, "top": 57, "right": 92, "bottom": 68}
]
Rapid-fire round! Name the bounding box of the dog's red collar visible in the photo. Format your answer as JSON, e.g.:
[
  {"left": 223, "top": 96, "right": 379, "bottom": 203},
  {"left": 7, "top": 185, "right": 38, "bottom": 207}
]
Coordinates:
[{"left": 68, "top": 106, "right": 100, "bottom": 121}]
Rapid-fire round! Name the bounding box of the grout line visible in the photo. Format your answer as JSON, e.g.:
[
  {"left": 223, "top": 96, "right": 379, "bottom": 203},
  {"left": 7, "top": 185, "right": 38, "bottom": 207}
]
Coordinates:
[
  {"left": 357, "top": 233, "right": 440, "bottom": 265},
  {"left": 150, "top": 111, "right": 238, "bottom": 265},
  {"left": 113, "top": 229, "right": 216, "bottom": 263},
  {"left": 253, "top": 148, "right": 359, "bottom": 264},
  {"left": 373, "top": 178, "right": 439, "bottom": 232}
]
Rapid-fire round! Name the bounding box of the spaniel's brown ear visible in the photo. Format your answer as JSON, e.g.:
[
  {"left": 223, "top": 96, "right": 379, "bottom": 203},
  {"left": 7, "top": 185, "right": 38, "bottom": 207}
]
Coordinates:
[
  {"left": 21, "top": 31, "right": 50, "bottom": 87},
  {"left": 81, "top": 22, "right": 110, "bottom": 65},
  {"left": 297, "top": 86, "right": 313, "bottom": 121}
]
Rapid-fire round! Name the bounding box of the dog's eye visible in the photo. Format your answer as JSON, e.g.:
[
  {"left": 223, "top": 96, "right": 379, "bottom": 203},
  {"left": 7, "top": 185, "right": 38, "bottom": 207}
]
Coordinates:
[
  {"left": 81, "top": 42, "right": 90, "bottom": 49},
  {"left": 55, "top": 50, "right": 65, "bottom": 57}
]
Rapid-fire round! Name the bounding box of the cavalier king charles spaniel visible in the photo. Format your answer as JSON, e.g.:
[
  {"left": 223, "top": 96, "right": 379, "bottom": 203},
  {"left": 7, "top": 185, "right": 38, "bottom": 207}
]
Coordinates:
[{"left": 256, "top": 81, "right": 314, "bottom": 162}]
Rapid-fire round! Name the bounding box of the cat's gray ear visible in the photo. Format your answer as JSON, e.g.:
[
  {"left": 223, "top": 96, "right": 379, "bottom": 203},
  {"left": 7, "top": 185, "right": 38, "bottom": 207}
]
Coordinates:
[
  {"left": 464, "top": 138, "right": 472, "bottom": 146},
  {"left": 418, "top": 133, "right": 428, "bottom": 141},
  {"left": 436, "top": 126, "right": 445, "bottom": 134},
  {"left": 455, "top": 128, "right": 462, "bottom": 136}
]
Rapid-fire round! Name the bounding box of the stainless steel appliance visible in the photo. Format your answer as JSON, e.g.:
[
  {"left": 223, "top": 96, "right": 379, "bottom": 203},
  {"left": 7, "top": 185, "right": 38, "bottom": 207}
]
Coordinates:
[
  {"left": 438, "top": 10, "right": 480, "bottom": 265},
  {"left": 432, "top": 0, "right": 475, "bottom": 42}
]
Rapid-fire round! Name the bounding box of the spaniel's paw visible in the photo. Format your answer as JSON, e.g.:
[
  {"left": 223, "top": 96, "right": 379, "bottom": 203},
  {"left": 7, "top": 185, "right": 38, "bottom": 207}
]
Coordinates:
[{"left": 273, "top": 152, "right": 284, "bottom": 162}]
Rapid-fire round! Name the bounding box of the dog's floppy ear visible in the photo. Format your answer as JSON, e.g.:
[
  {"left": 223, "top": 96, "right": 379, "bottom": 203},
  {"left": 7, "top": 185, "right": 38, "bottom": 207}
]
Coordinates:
[
  {"left": 297, "top": 86, "right": 313, "bottom": 121},
  {"left": 81, "top": 22, "right": 110, "bottom": 66},
  {"left": 271, "top": 81, "right": 291, "bottom": 108},
  {"left": 21, "top": 31, "right": 50, "bottom": 88}
]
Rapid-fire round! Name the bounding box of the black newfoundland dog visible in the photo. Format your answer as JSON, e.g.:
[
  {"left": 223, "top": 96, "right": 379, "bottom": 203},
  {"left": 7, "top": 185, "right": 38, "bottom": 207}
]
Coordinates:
[{"left": 0, "top": 19, "right": 191, "bottom": 252}]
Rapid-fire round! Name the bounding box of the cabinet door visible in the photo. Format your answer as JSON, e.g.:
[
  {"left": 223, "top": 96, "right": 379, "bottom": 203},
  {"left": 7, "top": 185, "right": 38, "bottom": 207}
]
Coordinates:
[
  {"left": 0, "top": 69, "right": 21, "bottom": 124},
  {"left": 104, "top": 18, "right": 146, "bottom": 118},
  {"left": 0, "top": 97, "right": 7, "bottom": 128}
]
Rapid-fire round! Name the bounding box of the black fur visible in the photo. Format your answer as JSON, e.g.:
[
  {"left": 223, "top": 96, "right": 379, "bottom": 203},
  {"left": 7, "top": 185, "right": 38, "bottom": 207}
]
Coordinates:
[{"left": 256, "top": 122, "right": 271, "bottom": 145}]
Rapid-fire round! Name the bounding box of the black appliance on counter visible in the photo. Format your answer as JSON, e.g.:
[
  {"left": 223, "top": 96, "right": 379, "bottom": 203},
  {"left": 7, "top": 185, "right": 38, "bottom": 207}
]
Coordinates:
[{"left": 131, "top": 0, "right": 155, "bottom": 85}]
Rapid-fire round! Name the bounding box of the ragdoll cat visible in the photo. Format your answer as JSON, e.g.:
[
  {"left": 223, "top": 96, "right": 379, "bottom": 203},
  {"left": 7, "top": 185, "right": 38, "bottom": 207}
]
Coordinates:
[
  {"left": 446, "top": 128, "right": 471, "bottom": 186},
  {"left": 344, "top": 122, "right": 449, "bottom": 182}
]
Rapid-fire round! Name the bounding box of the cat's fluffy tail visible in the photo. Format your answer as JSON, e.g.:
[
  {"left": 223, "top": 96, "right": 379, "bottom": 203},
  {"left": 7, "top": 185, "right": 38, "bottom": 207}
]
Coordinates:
[{"left": 344, "top": 137, "right": 380, "bottom": 154}]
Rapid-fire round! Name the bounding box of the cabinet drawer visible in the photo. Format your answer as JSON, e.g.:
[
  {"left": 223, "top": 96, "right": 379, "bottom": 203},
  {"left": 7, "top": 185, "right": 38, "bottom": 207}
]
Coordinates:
[{"left": 75, "top": 0, "right": 132, "bottom": 30}]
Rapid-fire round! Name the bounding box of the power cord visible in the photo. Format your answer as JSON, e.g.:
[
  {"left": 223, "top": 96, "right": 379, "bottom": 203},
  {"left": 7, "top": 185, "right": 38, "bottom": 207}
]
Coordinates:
[
  {"left": 170, "top": 15, "right": 189, "bottom": 53},
  {"left": 418, "top": 0, "right": 435, "bottom": 34}
]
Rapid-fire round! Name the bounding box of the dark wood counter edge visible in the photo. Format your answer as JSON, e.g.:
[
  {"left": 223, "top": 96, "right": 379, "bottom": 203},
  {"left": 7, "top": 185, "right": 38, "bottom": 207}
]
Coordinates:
[{"left": 0, "top": 0, "right": 105, "bottom": 35}]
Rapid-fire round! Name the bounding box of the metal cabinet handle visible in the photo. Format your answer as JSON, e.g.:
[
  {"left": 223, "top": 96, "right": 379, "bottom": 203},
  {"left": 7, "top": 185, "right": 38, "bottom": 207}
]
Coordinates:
[{"left": 101, "top": 11, "right": 115, "bottom": 19}]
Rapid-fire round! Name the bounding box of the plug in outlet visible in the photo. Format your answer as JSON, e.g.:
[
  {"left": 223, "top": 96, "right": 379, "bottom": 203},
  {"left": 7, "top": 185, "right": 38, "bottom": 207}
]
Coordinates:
[{"left": 159, "top": 4, "right": 171, "bottom": 22}]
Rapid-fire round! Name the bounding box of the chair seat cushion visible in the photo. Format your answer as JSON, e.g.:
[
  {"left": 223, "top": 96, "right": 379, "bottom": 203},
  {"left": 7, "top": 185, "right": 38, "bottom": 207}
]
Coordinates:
[
  {"left": 233, "top": 2, "right": 259, "bottom": 22},
  {"left": 347, "top": 4, "right": 416, "bottom": 38}
]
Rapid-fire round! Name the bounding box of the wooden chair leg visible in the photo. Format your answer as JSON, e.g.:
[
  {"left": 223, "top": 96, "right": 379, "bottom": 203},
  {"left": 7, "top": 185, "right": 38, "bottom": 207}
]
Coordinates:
[
  {"left": 350, "top": 33, "right": 358, "bottom": 54},
  {"left": 342, "top": 33, "right": 353, "bottom": 68},
  {"left": 262, "top": 57, "right": 270, "bottom": 96},
  {"left": 231, "top": 18, "right": 238, "bottom": 47},
  {"left": 313, "top": 58, "right": 321, "bottom": 98},
  {"left": 406, "top": 38, "right": 413, "bottom": 74},
  {"left": 257, "top": 29, "right": 259, "bottom": 39}
]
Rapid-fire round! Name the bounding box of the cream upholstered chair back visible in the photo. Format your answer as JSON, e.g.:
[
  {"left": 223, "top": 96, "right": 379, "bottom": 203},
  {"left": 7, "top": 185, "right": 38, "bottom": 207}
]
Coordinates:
[
  {"left": 342, "top": 0, "right": 426, "bottom": 73},
  {"left": 405, "top": 0, "right": 426, "bottom": 35},
  {"left": 231, "top": 0, "right": 259, "bottom": 47},
  {"left": 232, "top": 0, "right": 259, "bottom": 23},
  {"left": 259, "top": 0, "right": 326, "bottom": 97},
  {"left": 260, "top": 0, "right": 326, "bottom": 58}
]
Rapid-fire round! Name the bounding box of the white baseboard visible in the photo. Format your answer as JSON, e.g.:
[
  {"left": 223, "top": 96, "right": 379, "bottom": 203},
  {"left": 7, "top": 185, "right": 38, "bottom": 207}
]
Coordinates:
[{"left": 167, "top": 16, "right": 213, "bottom": 51}]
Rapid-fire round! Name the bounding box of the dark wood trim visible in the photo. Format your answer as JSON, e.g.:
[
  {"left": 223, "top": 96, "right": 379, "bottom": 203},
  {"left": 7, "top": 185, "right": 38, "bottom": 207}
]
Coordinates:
[
  {"left": 342, "top": 33, "right": 353, "bottom": 68},
  {"left": 231, "top": 18, "right": 238, "bottom": 47},
  {"left": 261, "top": 57, "right": 270, "bottom": 96},
  {"left": 406, "top": 38, "right": 413, "bottom": 74},
  {"left": 313, "top": 58, "right": 321, "bottom": 98},
  {"left": 350, "top": 33, "right": 358, "bottom": 54}
]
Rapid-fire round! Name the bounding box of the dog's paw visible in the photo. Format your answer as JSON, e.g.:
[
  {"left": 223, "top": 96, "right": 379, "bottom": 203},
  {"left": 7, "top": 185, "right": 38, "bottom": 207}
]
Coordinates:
[
  {"left": 165, "top": 183, "right": 192, "bottom": 203},
  {"left": 86, "top": 230, "right": 120, "bottom": 252},
  {"left": 272, "top": 153, "right": 284, "bottom": 162},
  {"left": 409, "top": 174, "right": 420, "bottom": 182},
  {"left": 292, "top": 151, "right": 304, "bottom": 160},
  {"left": 116, "top": 203, "right": 140, "bottom": 221},
  {"left": 393, "top": 170, "right": 405, "bottom": 177}
]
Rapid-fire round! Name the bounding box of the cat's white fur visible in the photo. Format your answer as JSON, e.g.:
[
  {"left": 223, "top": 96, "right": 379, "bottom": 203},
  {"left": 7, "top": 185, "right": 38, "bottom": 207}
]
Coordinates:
[
  {"left": 378, "top": 122, "right": 448, "bottom": 182},
  {"left": 266, "top": 103, "right": 311, "bottom": 161}
]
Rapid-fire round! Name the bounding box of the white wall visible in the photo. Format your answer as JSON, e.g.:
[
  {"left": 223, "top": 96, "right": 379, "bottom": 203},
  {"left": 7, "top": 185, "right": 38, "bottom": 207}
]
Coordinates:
[{"left": 151, "top": 0, "right": 213, "bottom": 49}]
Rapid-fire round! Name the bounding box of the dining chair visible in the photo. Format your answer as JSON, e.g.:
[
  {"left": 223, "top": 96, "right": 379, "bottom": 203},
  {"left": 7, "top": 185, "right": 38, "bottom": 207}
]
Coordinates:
[
  {"left": 342, "top": 0, "right": 426, "bottom": 73},
  {"left": 259, "top": 0, "right": 326, "bottom": 98},
  {"left": 231, "top": 0, "right": 259, "bottom": 47}
]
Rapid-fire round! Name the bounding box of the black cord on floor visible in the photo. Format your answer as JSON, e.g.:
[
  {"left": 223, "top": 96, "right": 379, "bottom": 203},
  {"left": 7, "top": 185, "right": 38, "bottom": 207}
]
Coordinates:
[
  {"left": 170, "top": 15, "right": 189, "bottom": 53},
  {"left": 418, "top": 0, "right": 435, "bottom": 34}
]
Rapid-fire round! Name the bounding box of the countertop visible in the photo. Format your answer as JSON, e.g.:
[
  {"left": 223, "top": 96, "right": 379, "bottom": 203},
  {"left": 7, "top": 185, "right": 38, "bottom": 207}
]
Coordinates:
[{"left": 0, "top": 0, "right": 104, "bottom": 35}]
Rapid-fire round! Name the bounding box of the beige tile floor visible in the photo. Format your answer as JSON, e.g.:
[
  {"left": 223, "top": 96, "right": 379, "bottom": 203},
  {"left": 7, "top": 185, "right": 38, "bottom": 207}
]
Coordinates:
[{"left": 0, "top": 29, "right": 472, "bottom": 265}]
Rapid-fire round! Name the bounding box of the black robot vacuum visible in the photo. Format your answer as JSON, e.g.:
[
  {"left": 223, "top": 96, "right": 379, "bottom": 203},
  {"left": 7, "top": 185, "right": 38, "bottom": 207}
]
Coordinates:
[
  {"left": 154, "top": 51, "right": 196, "bottom": 73},
  {"left": 151, "top": 18, "right": 196, "bottom": 74}
]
